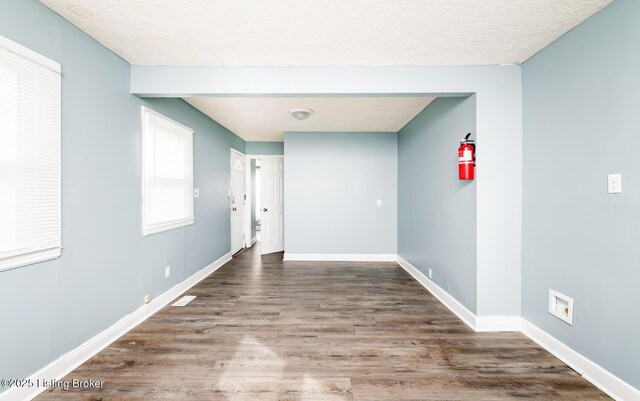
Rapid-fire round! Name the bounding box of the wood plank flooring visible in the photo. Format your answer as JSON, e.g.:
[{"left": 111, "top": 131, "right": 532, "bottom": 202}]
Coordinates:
[{"left": 36, "top": 245, "right": 609, "bottom": 400}]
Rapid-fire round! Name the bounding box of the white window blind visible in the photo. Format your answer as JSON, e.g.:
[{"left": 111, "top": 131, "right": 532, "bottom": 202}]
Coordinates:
[
  {"left": 141, "top": 107, "right": 194, "bottom": 236},
  {"left": 0, "top": 36, "right": 61, "bottom": 272}
]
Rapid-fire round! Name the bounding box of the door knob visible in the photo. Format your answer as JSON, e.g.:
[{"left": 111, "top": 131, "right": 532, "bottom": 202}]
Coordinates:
[{"left": 263, "top": 208, "right": 268, "bottom": 212}]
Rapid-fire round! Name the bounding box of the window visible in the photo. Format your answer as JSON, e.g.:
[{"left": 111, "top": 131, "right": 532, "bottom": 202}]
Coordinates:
[
  {"left": 0, "top": 37, "right": 61, "bottom": 272},
  {"left": 141, "top": 106, "right": 194, "bottom": 236}
]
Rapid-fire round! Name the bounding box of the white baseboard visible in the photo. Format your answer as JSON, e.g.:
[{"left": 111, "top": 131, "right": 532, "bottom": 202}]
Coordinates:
[
  {"left": 0, "top": 252, "right": 232, "bottom": 401},
  {"left": 4, "top": 252, "right": 636, "bottom": 401},
  {"left": 284, "top": 253, "right": 397, "bottom": 262},
  {"left": 396, "top": 256, "right": 521, "bottom": 333},
  {"left": 521, "top": 320, "right": 639, "bottom": 401},
  {"left": 475, "top": 315, "right": 522, "bottom": 332},
  {"left": 396, "top": 256, "right": 477, "bottom": 330},
  {"left": 396, "top": 255, "right": 639, "bottom": 400}
]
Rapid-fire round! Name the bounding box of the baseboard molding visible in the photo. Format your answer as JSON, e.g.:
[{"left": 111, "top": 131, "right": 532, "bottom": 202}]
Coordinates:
[
  {"left": 521, "top": 320, "right": 639, "bottom": 401},
  {"left": 475, "top": 315, "right": 522, "bottom": 332},
  {"left": 0, "top": 252, "right": 232, "bottom": 401},
  {"left": 397, "top": 255, "right": 639, "bottom": 399},
  {"left": 4, "top": 252, "right": 636, "bottom": 401},
  {"left": 284, "top": 253, "right": 397, "bottom": 262},
  {"left": 396, "top": 256, "right": 477, "bottom": 330}
]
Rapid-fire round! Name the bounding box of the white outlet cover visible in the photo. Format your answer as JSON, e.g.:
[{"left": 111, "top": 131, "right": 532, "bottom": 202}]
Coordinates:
[
  {"left": 428, "top": 268, "right": 433, "bottom": 279},
  {"left": 194, "top": 188, "right": 200, "bottom": 198},
  {"left": 608, "top": 173, "right": 621, "bottom": 194},
  {"left": 376, "top": 199, "right": 382, "bottom": 206},
  {"left": 165, "top": 265, "right": 171, "bottom": 278},
  {"left": 549, "top": 289, "right": 574, "bottom": 325}
]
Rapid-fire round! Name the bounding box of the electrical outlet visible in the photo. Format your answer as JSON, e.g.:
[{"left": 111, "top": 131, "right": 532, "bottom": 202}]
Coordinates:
[
  {"left": 428, "top": 268, "right": 433, "bottom": 279},
  {"left": 376, "top": 199, "right": 382, "bottom": 207},
  {"left": 608, "top": 173, "right": 622, "bottom": 194},
  {"left": 194, "top": 188, "right": 200, "bottom": 198},
  {"left": 165, "top": 265, "right": 171, "bottom": 278},
  {"left": 144, "top": 295, "right": 152, "bottom": 304}
]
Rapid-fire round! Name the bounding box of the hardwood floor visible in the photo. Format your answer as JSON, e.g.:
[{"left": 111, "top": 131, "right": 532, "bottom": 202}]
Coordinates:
[{"left": 36, "top": 245, "right": 609, "bottom": 400}]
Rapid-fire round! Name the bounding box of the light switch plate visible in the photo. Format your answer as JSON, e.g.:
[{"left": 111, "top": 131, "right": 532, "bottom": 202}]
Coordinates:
[
  {"left": 194, "top": 188, "right": 200, "bottom": 198},
  {"left": 608, "top": 174, "right": 621, "bottom": 194},
  {"left": 377, "top": 199, "right": 382, "bottom": 207}
]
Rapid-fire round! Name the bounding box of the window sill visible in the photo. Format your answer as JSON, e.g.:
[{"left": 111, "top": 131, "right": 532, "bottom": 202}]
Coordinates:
[
  {"left": 0, "top": 246, "right": 62, "bottom": 272},
  {"left": 143, "top": 218, "right": 194, "bottom": 237}
]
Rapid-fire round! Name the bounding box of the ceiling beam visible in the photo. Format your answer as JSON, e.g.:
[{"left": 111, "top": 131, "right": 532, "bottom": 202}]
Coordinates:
[{"left": 130, "top": 64, "right": 523, "bottom": 318}]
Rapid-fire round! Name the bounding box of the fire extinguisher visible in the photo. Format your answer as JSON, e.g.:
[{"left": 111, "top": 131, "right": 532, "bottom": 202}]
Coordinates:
[{"left": 458, "top": 133, "right": 475, "bottom": 180}]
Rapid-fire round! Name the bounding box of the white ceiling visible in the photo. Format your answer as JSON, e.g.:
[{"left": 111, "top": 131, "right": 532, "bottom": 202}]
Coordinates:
[
  {"left": 39, "top": 0, "right": 610, "bottom": 140},
  {"left": 39, "top": 0, "right": 611, "bottom": 67},
  {"left": 185, "top": 97, "right": 436, "bottom": 141}
]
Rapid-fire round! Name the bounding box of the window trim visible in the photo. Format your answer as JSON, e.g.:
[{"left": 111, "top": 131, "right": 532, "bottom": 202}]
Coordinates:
[
  {"left": 0, "top": 36, "right": 62, "bottom": 272},
  {"left": 0, "top": 36, "right": 61, "bottom": 73},
  {"left": 140, "top": 106, "right": 194, "bottom": 237},
  {"left": 0, "top": 247, "right": 62, "bottom": 272}
]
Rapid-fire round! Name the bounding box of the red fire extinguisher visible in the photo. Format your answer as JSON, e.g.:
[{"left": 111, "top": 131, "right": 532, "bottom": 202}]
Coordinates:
[{"left": 458, "top": 133, "right": 475, "bottom": 180}]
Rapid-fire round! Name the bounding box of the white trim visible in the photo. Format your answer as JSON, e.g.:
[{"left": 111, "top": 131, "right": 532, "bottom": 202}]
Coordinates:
[
  {"left": 0, "top": 247, "right": 62, "bottom": 272},
  {"left": 140, "top": 106, "right": 195, "bottom": 237},
  {"left": 475, "top": 315, "right": 522, "bottom": 332},
  {"left": 140, "top": 105, "right": 194, "bottom": 134},
  {"left": 142, "top": 218, "right": 194, "bottom": 237},
  {"left": 230, "top": 148, "right": 245, "bottom": 157},
  {"left": 251, "top": 236, "right": 257, "bottom": 245},
  {"left": 397, "top": 255, "right": 639, "bottom": 399},
  {"left": 244, "top": 157, "right": 252, "bottom": 248},
  {"left": 284, "top": 253, "right": 397, "bottom": 262},
  {"left": 0, "top": 252, "right": 232, "bottom": 401},
  {"left": 397, "top": 256, "right": 521, "bottom": 332},
  {"left": 0, "top": 35, "right": 61, "bottom": 73},
  {"left": 396, "top": 256, "right": 476, "bottom": 330},
  {"left": 521, "top": 320, "right": 640, "bottom": 401}
]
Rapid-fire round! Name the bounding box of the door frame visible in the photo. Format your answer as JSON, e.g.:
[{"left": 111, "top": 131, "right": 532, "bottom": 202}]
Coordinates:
[
  {"left": 230, "top": 148, "right": 246, "bottom": 254},
  {"left": 245, "top": 154, "right": 284, "bottom": 249}
]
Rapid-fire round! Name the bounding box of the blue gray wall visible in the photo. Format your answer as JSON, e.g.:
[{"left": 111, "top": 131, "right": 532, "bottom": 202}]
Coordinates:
[
  {"left": 0, "top": 0, "right": 244, "bottom": 391},
  {"left": 284, "top": 132, "right": 397, "bottom": 255},
  {"left": 246, "top": 141, "right": 284, "bottom": 155},
  {"left": 522, "top": 0, "right": 639, "bottom": 388},
  {"left": 398, "top": 97, "right": 477, "bottom": 313}
]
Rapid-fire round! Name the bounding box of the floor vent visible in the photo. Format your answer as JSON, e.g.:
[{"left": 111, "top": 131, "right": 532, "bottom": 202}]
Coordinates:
[{"left": 171, "top": 295, "right": 196, "bottom": 307}]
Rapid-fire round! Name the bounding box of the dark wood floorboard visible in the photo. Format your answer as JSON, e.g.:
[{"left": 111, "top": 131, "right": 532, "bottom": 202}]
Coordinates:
[{"left": 36, "top": 244, "right": 609, "bottom": 400}]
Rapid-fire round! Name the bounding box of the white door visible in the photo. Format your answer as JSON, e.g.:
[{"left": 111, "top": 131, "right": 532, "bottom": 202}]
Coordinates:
[
  {"left": 260, "top": 156, "right": 284, "bottom": 254},
  {"left": 230, "top": 150, "right": 245, "bottom": 255}
]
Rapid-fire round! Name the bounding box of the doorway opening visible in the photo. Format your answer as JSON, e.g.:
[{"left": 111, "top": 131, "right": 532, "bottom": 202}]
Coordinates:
[{"left": 245, "top": 155, "right": 284, "bottom": 255}]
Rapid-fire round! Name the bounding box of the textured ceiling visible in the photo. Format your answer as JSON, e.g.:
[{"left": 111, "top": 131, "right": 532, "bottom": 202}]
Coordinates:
[
  {"left": 39, "top": 0, "right": 611, "bottom": 66},
  {"left": 184, "top": 97, "right": 436, "bottom": 141}
]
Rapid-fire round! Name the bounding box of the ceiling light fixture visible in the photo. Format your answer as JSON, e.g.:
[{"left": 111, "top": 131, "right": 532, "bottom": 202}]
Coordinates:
[{"left": 290, "top": 107, "right": 313, "bottom": 121}]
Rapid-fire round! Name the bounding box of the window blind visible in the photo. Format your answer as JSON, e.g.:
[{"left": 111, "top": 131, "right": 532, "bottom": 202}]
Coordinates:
[
  {"left": 0, "top": 37, "right": 61, "bottom": 271},
  {"left": 141, "top": 107, "right": 194, "bottom": 236}
]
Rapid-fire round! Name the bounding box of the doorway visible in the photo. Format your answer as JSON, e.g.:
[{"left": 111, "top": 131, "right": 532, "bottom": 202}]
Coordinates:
[
  {"left": 230, "top": 149, "right": 245, "bottom": 255},
  {"left": 245, "top": 155, "right": 284, "bottom": 255}
]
